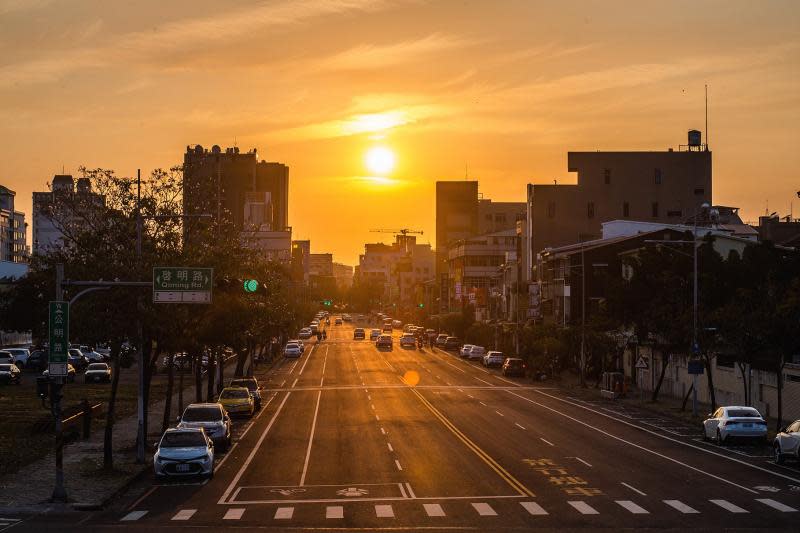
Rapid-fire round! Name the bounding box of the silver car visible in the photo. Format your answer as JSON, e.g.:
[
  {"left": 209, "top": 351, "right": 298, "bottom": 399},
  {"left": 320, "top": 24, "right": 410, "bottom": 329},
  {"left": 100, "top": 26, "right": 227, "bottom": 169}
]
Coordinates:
[
  {"left": 284, "top": 343, "right": 302, "bottom": 358},
  {"left": 773, "top": 419, "right": 800, "bottom": 464},
  {"left": 177, "top": 403, "right": 231, "bottom": 451},
  {"left": 84, "top": 362, "right": 111, "bottom": 383},
  {"left": 483, "top": 351, "right": 505, "bottom": 367},
  {"left": 703, "top": 406, "right": 768, "bottom": 445},
  {"left": 154, "top": 427, "right": 214, "bottom": 480}
]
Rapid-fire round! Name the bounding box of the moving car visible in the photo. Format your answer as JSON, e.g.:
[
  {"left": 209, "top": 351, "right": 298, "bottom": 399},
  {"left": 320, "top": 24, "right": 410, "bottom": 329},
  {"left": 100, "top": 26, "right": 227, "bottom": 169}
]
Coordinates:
[
  {"left": 382, "top": 324, "right": 393, "bottom": 333},
  {"left": 773, "top": 419, "right": 800, "bottom": 464},
  {"left": 218, "top": 386, "right": 255, "bottom": 418},
  {"left": 229, "top": 377, "right": 262, "bottom": 409},
  {"left": 82, "top": 349, "right": 106, "bottom": 363},
  {"left": 68, "top": 349, "right": 89, "bottom": 371},
  {"left": 298, "top": 328, "right": 313, "bottom": 339},
  {"left": 370, "top": 329, "right": 381, "bottom": 341},
  {"left": 335, "top": 318, "right": 343, "bottom": 326},
  {"left": 310, "top": 324, "right": 319, "bottom": 335},
  {"left": 0, "top": 350, "right": 14, "bottom": 365},
  {"left": 43, "top": 363, "right": 76, "bottom": 383},
  {"left": 1, "top": 348, "right": 30, "bottom": 368},
  {"left": 376, "top": 334, "right": 393, "bottom": 350},
  {"left": 353, "top": 328, "right": 365, "bottom": 340},
  {"left": 84, "top": 362, "right": 112, "bottom": 383},
  {"left": 483, "top": 351, "right": 505, "bottom": 367},
  {"left": 284, "top": 343, "right": 302, "bottom": 358},
  {"left": 399, "top": 334, "right": 417, "bottom": 348},
  {"left": 502, "top": 358, "right": 526, "bottom": 377},
  {"left": 459, "top": 344, "right": 474, "bottom": 358},
  {"left": 702, "top": 406, "right": 768, "bottom": 445},
  {"left": 443, "top": 336, "right": 461, "bottom": 351},
  {"left": 467, "top": 346, "right": 486, "bottom": 360},
  {"left": 177, "top": 403, "right": 231, "bottom": 451},
  {"left": 0, "top": 363, "right": 21, "bottom": 384},
  {"left": 434, "top": 334, "right": 449, "bottom": 347},
  {"left": 154, "top": 427, "right": 215, "bottom": 480}
]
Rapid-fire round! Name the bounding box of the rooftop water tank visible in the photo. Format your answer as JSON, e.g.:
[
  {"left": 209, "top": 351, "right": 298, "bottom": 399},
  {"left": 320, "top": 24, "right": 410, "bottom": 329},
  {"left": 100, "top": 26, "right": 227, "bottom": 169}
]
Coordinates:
[{"left": 688, "top": 130, "right": 702, "bottom": 147}]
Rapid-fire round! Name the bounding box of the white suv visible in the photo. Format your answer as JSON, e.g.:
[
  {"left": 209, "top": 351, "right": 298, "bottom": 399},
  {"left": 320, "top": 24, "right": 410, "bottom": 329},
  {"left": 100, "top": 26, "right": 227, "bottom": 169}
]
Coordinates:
[
  {"left": 1, "top": 348, "right": 30, "bottom": 368},
  {"left": 483, "top": 351, "right": 505, "bottom": 367}
]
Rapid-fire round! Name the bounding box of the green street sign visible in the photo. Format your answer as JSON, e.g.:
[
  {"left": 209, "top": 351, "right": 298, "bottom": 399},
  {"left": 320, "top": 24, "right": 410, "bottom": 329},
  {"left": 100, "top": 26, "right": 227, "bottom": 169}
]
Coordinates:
[
  {"left": 48, "top": 301, "right": 69, "bottom": 377},
  {"left": 153, "top": 267, "right": 213, "bottom": 304}
]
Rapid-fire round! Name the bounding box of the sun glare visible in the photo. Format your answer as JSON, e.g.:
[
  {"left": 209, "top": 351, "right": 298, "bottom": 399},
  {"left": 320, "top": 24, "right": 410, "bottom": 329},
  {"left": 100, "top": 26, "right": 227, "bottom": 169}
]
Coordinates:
[{"left": 364, "top": 146, "right": 396, "bottom": 175}]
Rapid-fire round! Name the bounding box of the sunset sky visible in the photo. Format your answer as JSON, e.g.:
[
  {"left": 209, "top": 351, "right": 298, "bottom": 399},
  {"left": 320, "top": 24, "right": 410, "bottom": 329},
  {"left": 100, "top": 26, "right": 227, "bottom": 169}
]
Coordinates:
[{"left": 1, "top": 0, "right": 798, "bottom": 266}]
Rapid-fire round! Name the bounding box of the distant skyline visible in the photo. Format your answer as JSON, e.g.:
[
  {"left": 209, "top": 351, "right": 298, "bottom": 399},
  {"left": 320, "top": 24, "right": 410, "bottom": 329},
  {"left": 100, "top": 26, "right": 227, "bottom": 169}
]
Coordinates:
[{"left": 1, "top": 0, "right": 798, "bottom": 266}]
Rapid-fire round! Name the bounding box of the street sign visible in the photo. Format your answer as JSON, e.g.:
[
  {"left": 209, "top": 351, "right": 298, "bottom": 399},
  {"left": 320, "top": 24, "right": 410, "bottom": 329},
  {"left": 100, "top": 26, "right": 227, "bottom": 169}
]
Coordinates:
[
  {"left": 48, "top": 301, "right": 69, "bottom": 377},
  {"left": 635, "top": 356, "right": 649, "bottom": 369},
  {"left": 153, "top": 267, "right": 213, "bottom": 304},
  {"left": 687, "top": 359, "right": 704, "bottom": 375}
]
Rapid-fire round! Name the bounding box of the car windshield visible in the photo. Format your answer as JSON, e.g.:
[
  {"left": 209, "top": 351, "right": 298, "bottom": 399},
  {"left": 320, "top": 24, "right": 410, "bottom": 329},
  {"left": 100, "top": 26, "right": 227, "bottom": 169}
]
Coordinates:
[
  {"left": 220, "top": 389, "right": 250, "bottom": 399},
  {"left": 0, "top": 364, "right": 13, "bottom": 371},
  {"left": 230, "top": 380, "right": 256, "bottom": 391},
  {"left": 161, "top": 431, "right": 206, "bottom": 448},
  {"left": 727, "top": 409, "right": 760, "bottom": 418},
  {"left": 87, "top": 364, "right": 107, "bottom": 371},
  {"left": 182, "top": 406, "right": 222, "bottom": 422}
]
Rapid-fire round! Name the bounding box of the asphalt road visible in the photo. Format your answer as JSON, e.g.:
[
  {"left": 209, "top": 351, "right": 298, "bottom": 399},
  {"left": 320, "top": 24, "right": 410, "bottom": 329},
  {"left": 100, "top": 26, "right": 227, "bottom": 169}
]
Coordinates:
[{"left": 9, "top": 322, "right": 800, "bottom": 532}]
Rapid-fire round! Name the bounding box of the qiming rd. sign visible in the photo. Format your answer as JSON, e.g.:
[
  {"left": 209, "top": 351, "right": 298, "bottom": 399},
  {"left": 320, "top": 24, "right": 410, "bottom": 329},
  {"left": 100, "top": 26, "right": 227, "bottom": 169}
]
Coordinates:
[{"left": 153, "top": 267, "right": 213, "bottom": 304}]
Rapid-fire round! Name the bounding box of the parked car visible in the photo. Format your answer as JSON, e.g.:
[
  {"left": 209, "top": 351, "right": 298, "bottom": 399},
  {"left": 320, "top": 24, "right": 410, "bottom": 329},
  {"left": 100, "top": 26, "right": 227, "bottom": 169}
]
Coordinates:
[
  {"left": 502, "top": 358, "right": 526, "bottom": 377},
  {"left": 370, "top": 329, "right": 381, "bottom": 341},
  {"left": 82, "top": 350, "right": 106, "bottom": 363},
  {"left": 284, "top": 343, "right": 302, "bottom": 358},
  {"left": 154, "top": 427, "right": 215, "bottom": 480},
  {"left": 177, "top": 403, "right": 231, "bottom": 451},
  {"left": 353, "top": 328, "right": 365, "bottom": 340},
  {"left": 703, "top": 406, "right": 768, "bottom": 445},
  {"left": 298, "top": 328, "right": 313, "bottom": 339},
  {"left": 67, "top": 349, "right": 89, "bottom": 371},
  {"left": 376, "top": 334, "right": 393, "bottom": 350},
  {"left": 443, "top": 337, "right": 461, "bottom": 351},
  {"left": 434, "top": 334, "right": 449, "bottom": 347},
  {"left": 1, "top": 348, "right": 30, "bottom": 368},
  {"left": 773, "top": 419, "right": 800, "bottom": 464},
  {"left": 459, "top": 344, "right": 474, "bottom": 358},
  {"left": 218, "top": 386, "right": 255, "bottom": 418},
  {"left": 26, "top": 350, "right": 49, "bottom": 372},
  {"left": 229, "top": 377, "right": 262, "bottom": 409},
  {"left": 287, "top": 339, "right": 304, "bottom": 349},
  {"left": 0, "top": 363, "right": 21, "bottom": 384},
  {"left": 0, "top": 350, "right": 14, "bottom": 365},
  {"left": 467, "top": 346, "right": 486, "bottom": 360},
  {"left": 84, "top": 362, "right": 112, "bottom": 383},
  {"left": 399, "top": 334, "right": 417, "bottom": 349},
  {"left": 43, "top": 363, "right": 76, "bottom": 383},
  {"left": 483, "top": 351, "right": 505, "bottom": 367}
]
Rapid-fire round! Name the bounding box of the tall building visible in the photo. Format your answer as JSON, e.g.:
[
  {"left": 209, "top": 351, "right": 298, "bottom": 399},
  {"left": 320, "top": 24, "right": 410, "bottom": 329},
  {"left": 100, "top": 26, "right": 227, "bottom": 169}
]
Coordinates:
[
  {"left": 291, "top": 240, "right": 310, "bottom": 285},
  {"left": 526, "top": 131, "right": 712, "bottom": 278},
  {"left": 32, "top": 175, "right": 104, "bottom": 255},
  {"left": 309, "top": 253, "right": 333, "bottom": 276},
  {"left": 256, "top": 162, "right": 289, "bottom": 231},
  {"left": 332, "top": 262, "right": 354, "bottom": 290},
  {"left": 478, "top": 199, "right": 526, "bottom": 234},
  {"left": 0, "top": 185, "right": 27, "bottom": 263}
]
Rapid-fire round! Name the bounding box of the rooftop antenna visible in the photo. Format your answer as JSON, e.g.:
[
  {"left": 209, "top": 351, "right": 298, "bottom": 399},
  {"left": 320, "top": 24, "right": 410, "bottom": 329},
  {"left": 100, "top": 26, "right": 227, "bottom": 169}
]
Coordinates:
[
  {"left": 465, "top": 163, "right": 468, "bottom": 180},
  {"left": 704, "top": 83, "right": 709, "bottom": 151}
]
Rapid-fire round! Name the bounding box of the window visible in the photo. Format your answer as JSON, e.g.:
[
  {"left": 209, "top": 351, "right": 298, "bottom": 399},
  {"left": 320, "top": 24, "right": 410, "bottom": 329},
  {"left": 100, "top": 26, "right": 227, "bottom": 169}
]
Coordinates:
[
  {"left": 623, "top": 202, "right": 630, "bottom": 217},
  {"left": 651, "top": 202, "right": 659, "bottom": 217},
  {"left": 547, "top": 201, "right": 556, "bottom": 218},
  {"left": 654, "top": 168, "right": 662, "bottom": 184},
  {"left": 694, "top": 188, "right": 705, "bottom": 195},
  {"left": 667, "top": 210, "right": 682, "bottom": 217},
  {"left": 604, "top": 168, "right": 611, "bottom": 184},
  {"left": 587, "top": 202, "right": 595, "bottom": 219}
]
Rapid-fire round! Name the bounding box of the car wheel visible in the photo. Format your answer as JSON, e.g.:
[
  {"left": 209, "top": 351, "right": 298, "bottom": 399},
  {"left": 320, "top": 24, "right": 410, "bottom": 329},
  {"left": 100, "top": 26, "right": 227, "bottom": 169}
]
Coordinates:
[{"left": 774, "top": 444, "right": 784, "bottom": 464}]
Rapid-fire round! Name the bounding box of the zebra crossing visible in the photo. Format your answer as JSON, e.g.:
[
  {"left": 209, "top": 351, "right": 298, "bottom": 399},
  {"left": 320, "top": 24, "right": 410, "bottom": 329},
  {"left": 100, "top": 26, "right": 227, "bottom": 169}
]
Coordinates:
[
  {"left": 0, "top": 518, "right": 21, "bottom": 531},
  {"left": 119, "top": 496, "right": 798, "bottom": 523}
]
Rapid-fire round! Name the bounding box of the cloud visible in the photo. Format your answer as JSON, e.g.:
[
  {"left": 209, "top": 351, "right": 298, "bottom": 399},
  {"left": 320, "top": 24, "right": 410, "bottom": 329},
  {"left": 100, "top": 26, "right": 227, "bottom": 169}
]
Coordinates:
[
  {"left": 0, "top": 0, "right": 56, "bottom": 15},
  {"left": 317, "top": 33, "right": 470, "bottom": 71}
]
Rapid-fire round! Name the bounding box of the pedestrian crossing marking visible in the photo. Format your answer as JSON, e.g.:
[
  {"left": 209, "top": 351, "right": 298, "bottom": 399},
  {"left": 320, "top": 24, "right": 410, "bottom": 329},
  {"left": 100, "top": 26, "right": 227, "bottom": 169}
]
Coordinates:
[
  {"left": 171, "top": 509, "right": 196, "bottom": 521},
  {"left": 326, "top": 506, "right": 344, "bottom": 519},
  {"left": 424, "top": 503, "right": 445, "bottom": 517},
  {"left": 756, "top": 498, "right": 798, "bottom": 512},
  {"left": 471, "top": 502, "right": 497, "bottom": 516},
  {"left": 120, "top": 511, "right": 148, "bottom": 521},
  {"left": 274, "top": 507, "right": 294, "bottom": 519},
  {"left": 568, "top": 501, "right": 599, "bottom": 515},
  {"left": 663, "top": 500, "right": 699, "bottom": 513},
  {"left": 375, "top": 504, "right": 394, "bottom": 518},
  {"left": 616, "top": 500, "right": 649, "bottom": 514},
  {"left": 520, "top": 501, "right": 548, "bottom": 515},
  {"left": 709, "top": 499, "right": 748, "bottom": 513},
  {"left": 223, "top": 508, "right": 245, "bottom": 520}
]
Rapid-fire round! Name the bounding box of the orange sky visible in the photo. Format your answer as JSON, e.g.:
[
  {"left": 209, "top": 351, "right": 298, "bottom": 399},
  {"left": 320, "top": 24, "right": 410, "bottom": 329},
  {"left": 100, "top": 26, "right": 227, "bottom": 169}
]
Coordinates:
[{"left": 1, "top": 0, "right": 798, "bottom": 265}]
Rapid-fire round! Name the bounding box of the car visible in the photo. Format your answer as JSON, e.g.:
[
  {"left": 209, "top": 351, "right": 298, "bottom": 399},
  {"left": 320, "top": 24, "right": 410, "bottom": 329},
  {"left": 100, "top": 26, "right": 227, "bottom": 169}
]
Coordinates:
[
  {"left": 399, "top": 334, "right": 417, "bottom": 348},
  {"left": 0, "top": 350, "right": 14, "bottom": 365},
  {"left": 298, "top": 328, "right": 313, "bottom": 339},
  {"left": 370, "top": 329, "right": 381, "bottom": 341},
  {"left": 376, "top": 334, "right": 393, "bottom": 350},
  {"left": 343, "top": 314, "right": 352, "bottom": 322},
  {"left": 483, "top": 351, "right": 505, "bottom": 367},
  {"left": 459, "top": 344, "right": 474, "bottom": 358},
  {"left": 502, "top": 358, "right": 526, "bottom": 377},
  {"left": 154, "top": 427, "right": 215, "bottom": 480},
  {"left": 434, "top": 334, "right": 449, "bottom": 347},
  {"left": 43, "top": 363, "right": 76, "bottom": 383},
  {"left": 335, "top": 318, "right": 343, "bottom": 326},
  {"left": 353, "top": 328, "right": 365, "bottom": 340},
  {"left": 0, "top": 363, "right": 21, "bottom": 384},
  {"left": 284, "top": 343, "right": 302, "bottom": 358},
  {"left": 1, "top": 348, "right": 30, "bottom": 368},
  {"left": 382, "top": 324, "right": 392, "bottom": 333},
  {"left": 177, "top": 403, "right": 231, "bottom": 451},
  {"left": 82, "top": 350, "right": 106, "bottom": 363},
  {"left": 287, "top": 339, "right": 304, "bottom": 350},
  {"left": 84, "top": 362, "right": 112, "bottom": 383},
  {"left": 773, "top": 419, "right": 800, "bottom": 464},
  {"left": 702, "top": 406, "right": 768, "bottom": 445},
  {"left": 26, "top": 350, "right": 49, "bottom": 372},
  {"left": 467, "top": 345, "right": 486, "bottom": 360},
  {"left": 218, "top": 386, "right": 255, "bottom": 418},
  {"left": 310, "top": 324, "right": 319, "bottom": 335},
  {"left": 443, "top": 336, "right": 461, "bottom": 351},
  {"left": 229, "top": 377, "right": 262, "bottom": 409},
  {"left": 67, "top": 349, "right": 89, "bottom": 371}
]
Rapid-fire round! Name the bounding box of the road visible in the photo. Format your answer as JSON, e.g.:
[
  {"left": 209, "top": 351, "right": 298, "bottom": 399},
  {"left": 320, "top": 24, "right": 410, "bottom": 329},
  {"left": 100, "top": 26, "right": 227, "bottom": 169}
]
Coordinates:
[{"left": 10, "top": 322, "right": 800, "bottom": 532}]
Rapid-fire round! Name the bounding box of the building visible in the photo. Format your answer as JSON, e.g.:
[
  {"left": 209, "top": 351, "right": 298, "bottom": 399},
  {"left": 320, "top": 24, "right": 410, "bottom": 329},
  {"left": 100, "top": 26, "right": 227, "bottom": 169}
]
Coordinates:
[
  {"left": 478, "top": 199, "right": 526, "bottom": 235},
  {"left": 241, "top": 229, "right": 292, "bottom": 263},
  {"left": 526, "top": 131, "right": 713, "bottom": 279},
  {"left": 435, "top": 181, "right": 478, "bottom": 277},
  {"left": 309, "top": 253, "right": 334, "bottom": 277},
  {"left": 291, "top": 240, "right": 310, "bottom": 285},
  {"left": 256, "top": 162, "right": 289, "bottom": 231},
  {"left": 0, "top": 185, "right": 27, "bottom": 263},
  {"left": 758, "top": 214, "right": 800, "bottom": 248},
  {"left": 32, "top": 175, "right": 105, "bottom": 255},
  {"left": 332, "top": 262, "right": 353, "bottom": 290}
]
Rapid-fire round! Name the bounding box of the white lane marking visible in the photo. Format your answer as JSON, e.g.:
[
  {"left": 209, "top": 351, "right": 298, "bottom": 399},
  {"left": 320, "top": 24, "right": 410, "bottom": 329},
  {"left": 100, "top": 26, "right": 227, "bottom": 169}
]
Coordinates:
[
  {"left": 540, "top": 438, "right": 554, "bottom": 446},
  {"left": 495, "top": 375, "right": 523, "bottom": 387},
  {"left": 215, "top": 392, "right": 277, "bottom": 470},
  {"left": 475, "top": 377, "right": 493, "bottom": 386},
  {"left": 663, "top": 500, "right": 699, "bottom": 514},
  {"left": 395, "top": 459, "right": 403, "bottom": 471},
  {"left": 621, "top": 482, "right": 647, "bottom": 496},
  {"left": 367, "top": 395, "right": 371, "bottom": 400},
  {"left": 507, "top": 390, "right": 760, "bottom": 494},
  {"left": 387, "top": 442, "right": 394, "bottom": 452},
  {"left": 171, "top": 509, "right": 196, "bottom": 521},
  {"left": 380, "top": 427, "right": 386, "bottom": 435},
  {"left": 218, "top": 392, "right": 291, "bottom": 504},
  {"left": 398, "top": 483, "right": 408, "bottom": 498},
  {"left": 376, "top": 414, "right": 380, "bottom": 421},
  {"left": 300, "top": 391, "right": 322, "bottom": 486},
  {"left": 755, "top": 498, "right": 798, "bottom": 512},
  {"left": 223, "top": 508, "right": 245, "bottom": 520},
  {"left": 298, "top": 345, "right": 315, "bottom": 374},
  {"left": 289, "top": 359, "right": 300, "bottom": 373},
  {"left": 424, "top": 503, "right": 445, "bottom": 517},
  {"left": 120, "top": 511, "right": 148, "bottom": 521},
  {"left": 291, "top": 378, "right": 298, "bottom": 388},
  {"left": 458, "top": 388, "right": 464, "bottom": 393},
  {"left": 468, "top": 394, "right": 475, "bottom": 399},
  {"left": 568, "top": 501, "right": 599, "bottom": 515},
  {"left": 495, "top": 410, "right": 505, "bottom": 417},
  {"left": 709, "top": 499, "right": 749, "bottom": 513},
  {"left": 479, "top": 401, "right": 487, "bottom": 406},
  {"left": 573, "top": 457, "right": 592, "bottom": 467},
  {"left": 274, "top": 507, "right": 294, "bottom": 519},
  {"left": 375, "top": 504, "right": 394, "bottom": 518},
  {"left": 319, "top": 349, "right": 327, "bottom": 387},
  {"left": 515, "top": 423, "right": 526, "bottom": 430},
  {"left": 526, "top": 389, "right": 800, "bottom": 487},
  {"left": 521, "top": 501, "right": 548, "bottom": 515},
  {"left": 371, "top": 404, "right": 375, "bottom": 410},
  {"left": 616, "top": 500, "right": 649, "bottom": 514},
  {"left": 471, "top": 502, "right": 497, "bottom": 516},
  {"left": 280, "top": 380, "right": 286, "bottom": 387},
  {"left": 405, "top": 482, "right": 416, "bottom": 498},
  {"left": 326, "top": 506, "right": 344, "bottom": 519}
]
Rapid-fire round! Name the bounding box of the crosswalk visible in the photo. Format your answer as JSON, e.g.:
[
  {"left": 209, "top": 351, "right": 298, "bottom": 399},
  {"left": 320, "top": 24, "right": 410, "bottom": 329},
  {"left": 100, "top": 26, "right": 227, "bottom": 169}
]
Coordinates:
[
  {"left": 0, "top": 518, "right": 21, "bottom": 531},
  {"left": 119, "top": 497, "right": 798, "bottom": 523}
]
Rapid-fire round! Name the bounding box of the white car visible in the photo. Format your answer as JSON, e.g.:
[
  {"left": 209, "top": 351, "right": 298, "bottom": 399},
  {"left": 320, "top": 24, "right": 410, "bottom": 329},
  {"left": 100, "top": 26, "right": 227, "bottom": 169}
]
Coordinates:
[
  {"left": 287, "top": 339, "right": 304, "bottom": 349},
  {"left": 483, "top": 351, "right": 505, "bottom": 367},
  {"left": 298, "top": 328, "right": 312, "bottom": 339},
  {"left": 84, "top": 362, "right": 112, "bottom": 383},
  {"left": 703, "top": 406, "right": 768, "bottom": 445},
  {"left": 459, "top": 344, "right": 474, "bottom": 358},
  {"left": 1, "top": 348, "right": 30, "bottom": 368},
  {"left": 0, "top": 350, "right": 15, "bottom": 365},
  {"left": 284, "top": 343, "right": 302, "bottom": 358},
  {"left": 773, "top": 419, "right": 800, "bottom": 464},
  {"left": 468, "top": 346, "right": 486, "bottom": 360},
  {"left": 154, "top": 427, "right": 215, "bottom": 480}
]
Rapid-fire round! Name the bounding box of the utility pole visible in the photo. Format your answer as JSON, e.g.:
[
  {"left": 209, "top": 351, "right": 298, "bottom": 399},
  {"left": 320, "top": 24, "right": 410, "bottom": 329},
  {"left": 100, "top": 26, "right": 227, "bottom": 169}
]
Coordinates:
[
  {"left": 51, "top": 263, "right": 67, "bottom": 502},
  {"left": 135, "top": 170, "right": 145, "bottom": 464},
  {"left": 580, "top": 242, "right": 586, "bottom": 388}
]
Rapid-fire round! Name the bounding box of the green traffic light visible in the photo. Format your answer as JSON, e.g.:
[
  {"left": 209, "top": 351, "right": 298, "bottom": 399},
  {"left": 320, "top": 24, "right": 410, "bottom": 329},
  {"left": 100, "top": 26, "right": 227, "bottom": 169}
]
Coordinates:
[
  {"left": 243, "top": 279, "right": 258, "bottom": 293},
  {"left": 418, "top": 303, "right": 424, "bottom": 308}
]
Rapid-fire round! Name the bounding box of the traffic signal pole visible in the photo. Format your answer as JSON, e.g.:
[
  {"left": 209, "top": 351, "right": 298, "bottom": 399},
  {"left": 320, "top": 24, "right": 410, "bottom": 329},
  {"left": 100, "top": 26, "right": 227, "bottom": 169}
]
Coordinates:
[{"left": 51, "top": 264, "right": 67, "bottom": 502}]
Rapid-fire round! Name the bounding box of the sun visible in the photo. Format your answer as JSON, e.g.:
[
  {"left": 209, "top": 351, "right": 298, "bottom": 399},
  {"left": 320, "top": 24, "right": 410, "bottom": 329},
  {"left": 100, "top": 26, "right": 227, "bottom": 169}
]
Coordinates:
[{"left": 364, "top": 146, "right": 396, "bottom": 175}]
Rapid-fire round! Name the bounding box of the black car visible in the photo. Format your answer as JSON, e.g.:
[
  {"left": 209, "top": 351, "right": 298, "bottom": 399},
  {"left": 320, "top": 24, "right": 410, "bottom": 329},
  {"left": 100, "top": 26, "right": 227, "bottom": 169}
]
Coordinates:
[
  {"left": 502, "top": 358, "right": 526, "bottom": 377},
  {"left": 353, "top": 328, "right": 365, "bottom": 340},
  {"left": 26, "top": 350, "right": 49, "bottom": 372},
  {"left": 443, "top": 336, "right": 461, "bottom": 351}
]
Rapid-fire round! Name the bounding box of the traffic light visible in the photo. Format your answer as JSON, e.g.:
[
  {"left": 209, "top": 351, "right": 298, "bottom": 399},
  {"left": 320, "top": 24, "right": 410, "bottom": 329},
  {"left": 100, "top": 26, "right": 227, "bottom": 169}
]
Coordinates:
[
  {"left": 243, "top": 279, "right": 259, "bottom": 293},
  {"left": 417, "top": 303, "right": 424, "bottom": 308},
  {"left": 320, "top": 299, "right": 332, "bottom": 307}
]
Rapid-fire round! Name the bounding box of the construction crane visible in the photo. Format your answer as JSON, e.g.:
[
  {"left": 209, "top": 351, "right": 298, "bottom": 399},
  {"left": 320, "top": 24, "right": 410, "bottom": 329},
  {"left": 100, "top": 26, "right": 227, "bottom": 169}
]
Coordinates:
[{"left": 369, "top": 228, "right": 424, "bottom": 236}]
